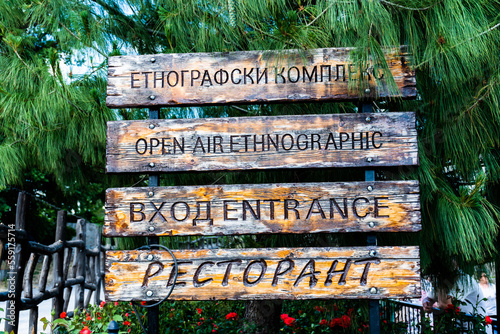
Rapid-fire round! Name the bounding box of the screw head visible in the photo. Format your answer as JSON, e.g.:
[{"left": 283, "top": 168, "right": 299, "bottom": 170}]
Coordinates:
[
  {"left": 149, "top": 162, "right": 155, "bottom": 168},
  {"left": 146, "top": 290, "right": 153, "bottom": 297},
  {"left": 369, "top": 250, "right": 377, "bottom": 257},
  {"left": 148, "top": 191, "right": 154, "bottom": 197},
  {"left": 149, "top": 123, "right": 155, "bottom": 129},
  {"left": 365, "top": 116, "right": 371, "bottom": 122},
  {"left": 365, "top": 88, "right": 371, "bottom": 94},
  {"left": 148, "top": 226, "right": 155, "bottom": 232},
  {"left": 147, "top": 254, "right": 154, "bottom": 261},
  {"left": 151, "top": 58, "right": 156, "bottom": 63},
  {"left": 149, "top": 95, "right": 156, "bottom": 100},
  {"left": 369, "top": 287, "right": 378, "bottom": 294},
  {"left": 367, "top": 185, "right": 373, "bottom": 192},
  {"left": 368, "top": 221, "right": 375, "bottom": 228},
  {"left": 366, "top": 157, "right": 373, "bottom": 163}
]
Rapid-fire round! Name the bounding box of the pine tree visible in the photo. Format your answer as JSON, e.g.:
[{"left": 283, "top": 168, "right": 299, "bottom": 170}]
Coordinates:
[{"left": 2, "top": 0, "right": 500, "bottom": 329}]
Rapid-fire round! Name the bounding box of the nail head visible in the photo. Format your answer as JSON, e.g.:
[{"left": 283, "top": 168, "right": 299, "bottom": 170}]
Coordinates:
[
  {"left": 149, "top": 162, "right": 155, "bottom": 168},
  {"left": 146, "top": 290, "right": 153, "bottom": 297},
  {"left": 151, "top": 58, "right": 156, "bottom": 63},
  {"left": 367, "top": 185, "right": 373, "bottom": 192},
  {"left": 369, "top": 250, "right": 377, "bottom": 257},
  {"left": 148, "top": 191, "right": 154, "bottom": 197},
  {"left": 149, "top": 95, "right": 156, "bottom": 100},
  {"left": 149, "top": 123, "right": 155, "bottom": 129},
  {"left": 366, "top": 157, "right": 373, "bottom": 163},
  {"left": 369, "top": 287, "right": 378, "bottom": 294},
  {"left": 147, "top": 254, "right": 154, "bottom": 261},
  {"left": 365, "top": 88, "right": 371, "bottom": 94},
  {"left": 365, "top": 116, "right": 371, "bottom": 122},
  {"left": 368, "top": 222, "right": 375, "bottom": 228},
  {"left": 148, "top": 226, "right": 155, "bottom": 232}
]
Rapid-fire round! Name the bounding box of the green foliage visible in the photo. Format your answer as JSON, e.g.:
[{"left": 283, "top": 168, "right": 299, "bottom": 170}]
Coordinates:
[{"left": 40, "top": 301, "right": 142, "bottom": 334}]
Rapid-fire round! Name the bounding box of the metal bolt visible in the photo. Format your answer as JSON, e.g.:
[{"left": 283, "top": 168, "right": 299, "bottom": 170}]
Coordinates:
[
  {"left": 149, "top": 95, "right": 156, "bottom": 100},
  {"left": 149, "top": 162, "right": 155, "bottom": 168},
  {"left": 366, "top": 157, "right": 373, "bottom": 163},
  {"left": 369, "top": 250, "right": 377, "bottom": 257},
  {"left": 367, "top": 185, "right": 373, "bottom": 192},
  {"left": 146, "top": 290, "right": 153, "bottom": 297},
  {"left": 365, "top": 116, "right": 371, "bottom": 123},
  {"left": 368, "top": 221, "right": 375, "bottom": 228},
  {"left": 151, "top": 58, "right": 156, "bottom": 63},
  {"left": 365, "top": 88, "right": 371, "bottom": 94},
  {"left": 148, "top": 226, "right": 155, "bottom": 232},
  {"left": 369, "top": 287, "right": 378, "bottom": 294},
  {"left": 148, "top": 191, "right": 154, "bottom": 197},
  {"left": 147, "top": 254, "right": 154, "bottom": 261},
  {"left": 149, "top": 123, "right": 155, "bottom": 129}
]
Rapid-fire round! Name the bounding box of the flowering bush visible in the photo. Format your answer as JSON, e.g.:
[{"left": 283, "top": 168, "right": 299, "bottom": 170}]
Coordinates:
[
  {"left": 419, "top": 298, "right": 492, "bottom": 334},
  {"left": 40, "top": 301, "right": 142, "bottom": 334}
]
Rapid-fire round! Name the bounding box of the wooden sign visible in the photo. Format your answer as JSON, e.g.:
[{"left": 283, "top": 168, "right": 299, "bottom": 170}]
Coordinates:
[
  {"left": 105, "top": 246, "right": 420, "bottom": 301},
  {"left": 106, "top": 47, "right": 416, "bottom": 108},
  {"left": 106, "top": 112, "right": 418, "bottom": 173},
  {"left": 104, "top": 181, "right": 420, "bottom": 237}
]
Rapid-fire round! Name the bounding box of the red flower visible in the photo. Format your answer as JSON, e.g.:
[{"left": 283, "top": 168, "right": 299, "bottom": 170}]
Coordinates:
[
  {"left": 100, "top": 301, "right": 106, "bottom": 308},
  {"left": 60, "top": 312, "right": 67, "bottom": 319},
  {"left": 212, "top": 330, "right": 217, "bottom": 333},
  {"left": 280, "top": 314, "right": 289, "bottom": 320},
  {"left": 197, "top": 308, "right": 202, "bottom": 314},
  {"left": 98, "top": 317, "right": 101, "bottom": 320},
  {"left": 115, "top": 302, "right": 119, "bottom": 306},
  {"left": 284, "top": 316, "right": 296, "bottom": 326},
  {"left": 197, "top": 322, "right": 201, "bottom": 326},
  {"left": 340, "top": 315, "right": 351, "bottom": 328},
  {"left": 141, "top": 301, "right": 147, "bottom": 306},
  {"left": 226, "top": 312, "right": 238, "bottom": 320},
  {"left": 486, "top": 316, "right": 493, "bottom": 325},
  {"left": 80, "top": 327, "right": 91, "bottom": 334},
  {"left": 125, "top": 313, "right": 129, "bottom": 317},
  {"left": 329, "top": 318, "right": 341, "bottom": 328},
  {"left": 86, "top": 316, "right": 91, "bottom": 321},
  {"left": 319, "top": 319, "right": 328, "bottom": 325},
  {"left": 123, "top": 321, "right": 131, "bottom": 326}
]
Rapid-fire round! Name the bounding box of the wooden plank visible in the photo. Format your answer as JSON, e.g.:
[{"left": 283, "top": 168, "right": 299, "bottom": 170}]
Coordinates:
[
  {"left": 106, "top": 47, "right": 416, "bottom": 108},
  {"left": 106, "top": 112, "right": 418, "bottom": 173},
  {"left": 104, "top": 181, "right": 420, "bottom": 237},
  {"left": 105, "top": 246, "right": 420, "bottom": 301}
]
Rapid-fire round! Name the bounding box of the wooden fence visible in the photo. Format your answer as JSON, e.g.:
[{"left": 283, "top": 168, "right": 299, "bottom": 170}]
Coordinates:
[{"left": 0, "top": 192, "right": 109, "bottom": 334}]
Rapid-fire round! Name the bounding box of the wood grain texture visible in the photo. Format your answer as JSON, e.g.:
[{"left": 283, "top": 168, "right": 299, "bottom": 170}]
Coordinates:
[
  {"left": 104, "top": 181, "right": 420, "bottom": 237},
  {"left": 106, "top": 112, "right": 418, "bottom": 173},
  {"left": 105, "top": 247, "right": 420, "bottom": 301},
  {"left": 106, "top": 47, "right": 416, "bottom": 107}
]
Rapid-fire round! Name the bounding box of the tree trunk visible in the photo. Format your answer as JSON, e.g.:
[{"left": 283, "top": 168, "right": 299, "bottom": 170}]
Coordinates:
[{"left": 244, "top": 300, "right": 283, "bottom": 333}]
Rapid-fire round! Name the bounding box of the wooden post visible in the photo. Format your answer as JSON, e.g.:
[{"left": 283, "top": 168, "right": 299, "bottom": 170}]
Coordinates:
[
  {"left": 25, "top": 253, "right": 39, "bottom": 334},
  {"left": 5, "top": 192, "right": 28, "bottom": 334},
  {"left": 95, "top": 225, "right": 103, "bottom": 305},
  {"left": 362, "top": 103, "right": 380, "bottom": 334},
  {"left": 53, "top": 210, "right": 67, "bottom": 320},
  {"left": 75, "top": 219, "right": 87, "bottom": 310},
  {"left": 148, "top": 109, "right": 160, "bottom": 334}
]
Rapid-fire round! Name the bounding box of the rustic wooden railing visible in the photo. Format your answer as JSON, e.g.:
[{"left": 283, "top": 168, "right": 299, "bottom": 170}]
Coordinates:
[{"left": 0, "top": 192, "right": 109, "bottom": 334}]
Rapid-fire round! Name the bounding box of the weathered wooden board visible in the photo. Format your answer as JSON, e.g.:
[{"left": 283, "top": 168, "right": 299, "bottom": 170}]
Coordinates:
[
  {"left": 105, "top": 247, "right": 421, "bottom": 301},
  {"left": 106, "top": 112, "right": 418, "bottom": 173},
  {"left": 106, "top": 47, "right": 416, "bottom": 107},
  {"left": 104, "top": 181, "right": 420, "bottom": 237}
]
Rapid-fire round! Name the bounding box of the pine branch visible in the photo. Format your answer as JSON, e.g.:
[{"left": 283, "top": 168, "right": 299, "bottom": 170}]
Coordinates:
[
  {"left": 415, "top": 21, "right": 500, "bottom": 69},
  {"left": 379, "top": 0, "right": 442, "bottom": 11},
  {"left": 57, "top": 20, "right": 108, "bottom": 58}
]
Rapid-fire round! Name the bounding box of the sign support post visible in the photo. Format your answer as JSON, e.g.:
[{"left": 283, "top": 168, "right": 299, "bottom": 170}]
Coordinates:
[
  {"left": 147, "top": 108, "right": 160, "bottom": 334},
  {"left": 362, "top": 102, "right": 380, "bottom": 334}
]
